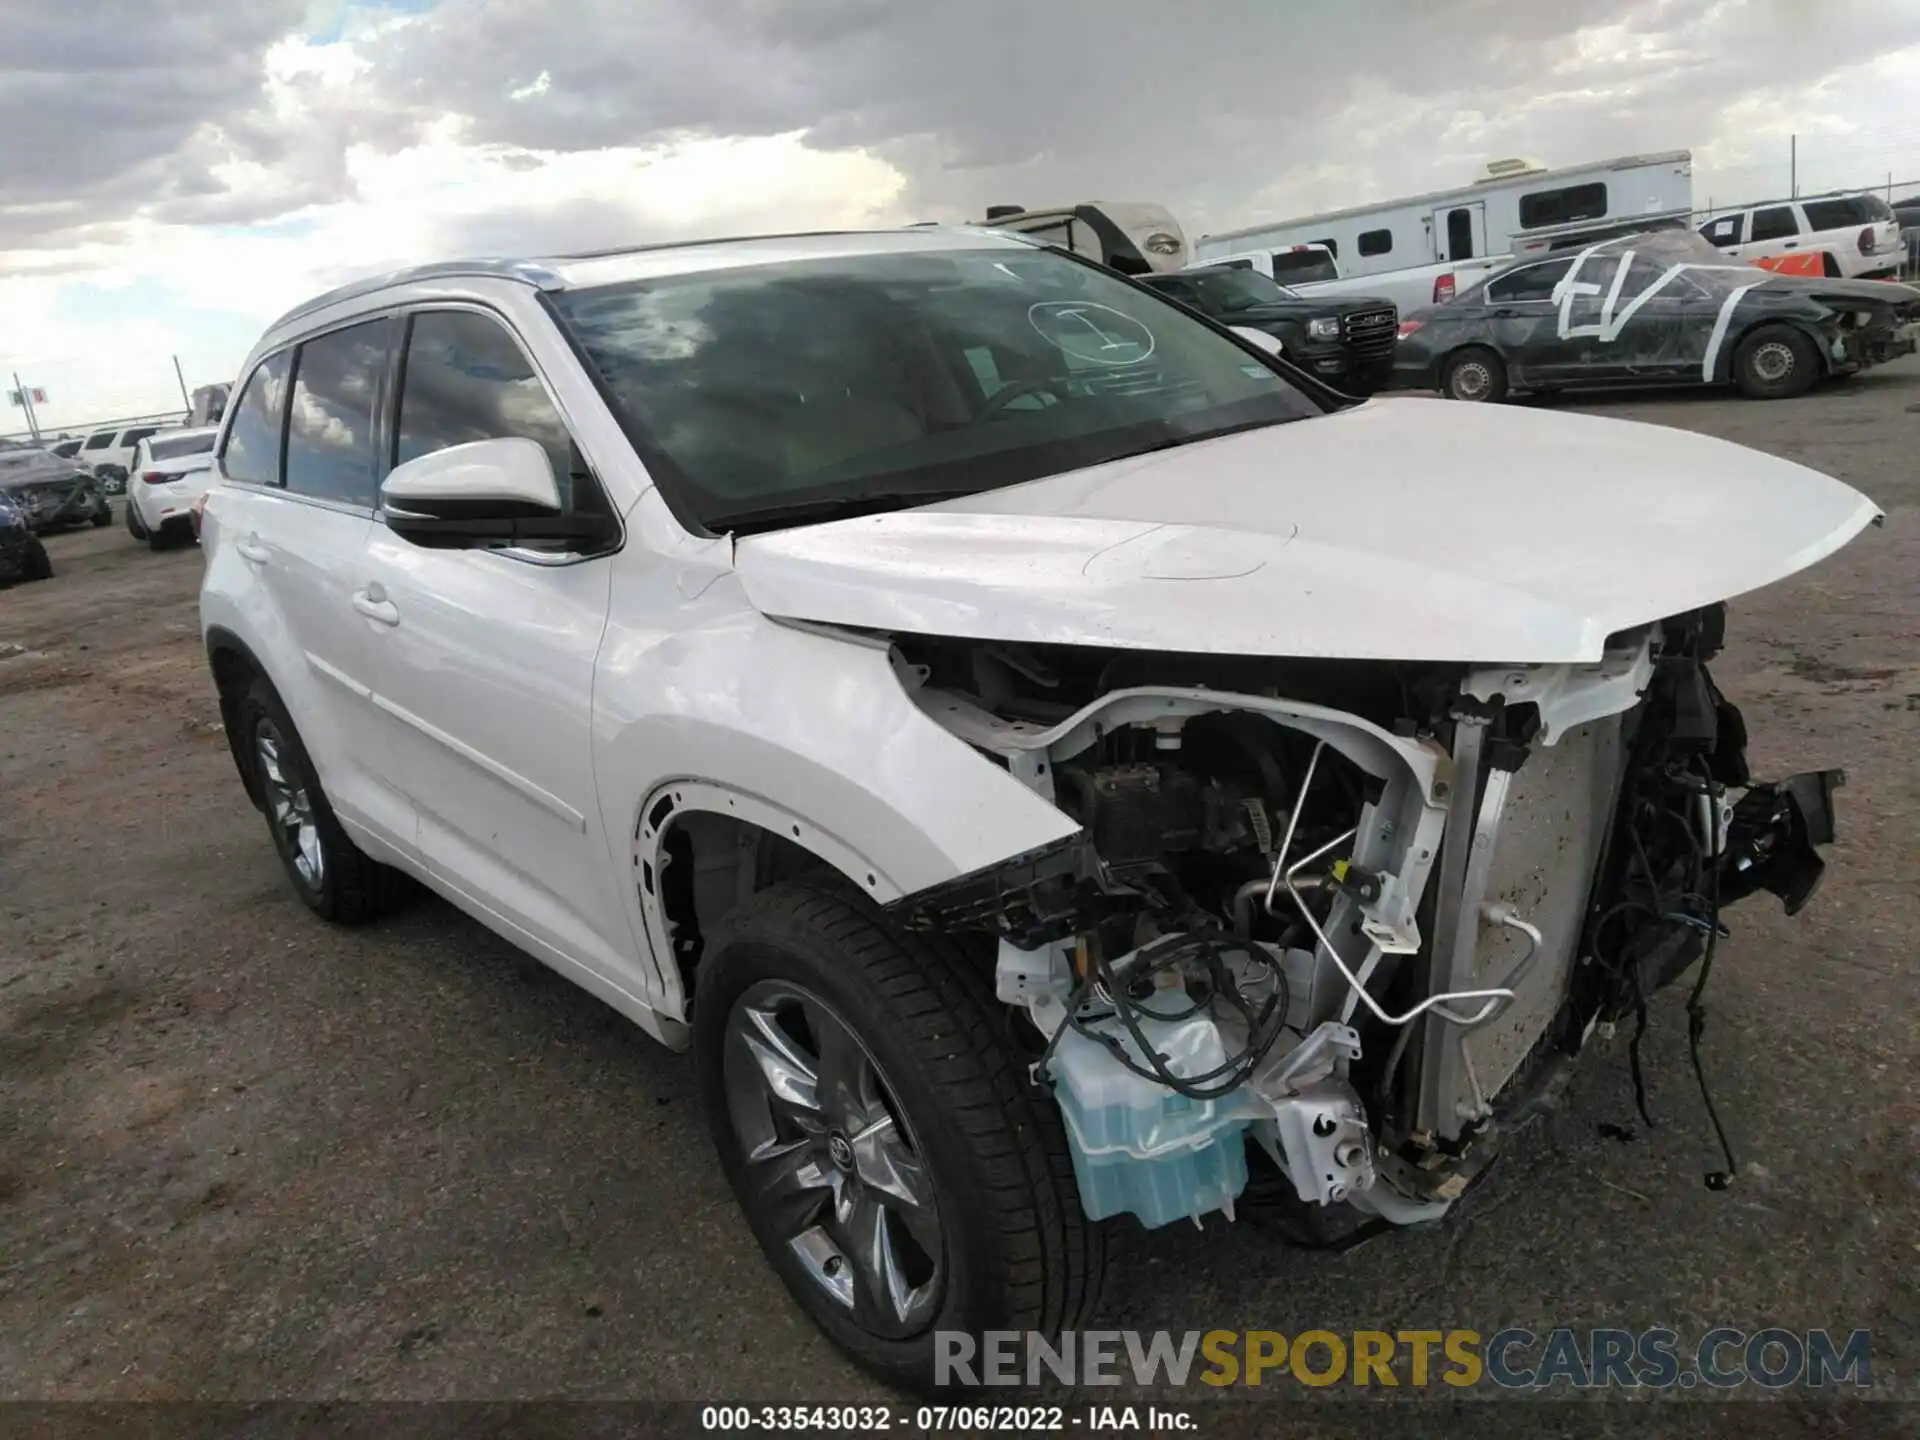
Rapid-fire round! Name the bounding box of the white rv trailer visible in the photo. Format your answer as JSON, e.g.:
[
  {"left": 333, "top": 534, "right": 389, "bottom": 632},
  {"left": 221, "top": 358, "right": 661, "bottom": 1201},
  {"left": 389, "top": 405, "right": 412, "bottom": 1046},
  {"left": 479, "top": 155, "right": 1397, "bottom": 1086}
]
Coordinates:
[{"left": 1195, "top": 151, "right": 1694, "bottom": 284}]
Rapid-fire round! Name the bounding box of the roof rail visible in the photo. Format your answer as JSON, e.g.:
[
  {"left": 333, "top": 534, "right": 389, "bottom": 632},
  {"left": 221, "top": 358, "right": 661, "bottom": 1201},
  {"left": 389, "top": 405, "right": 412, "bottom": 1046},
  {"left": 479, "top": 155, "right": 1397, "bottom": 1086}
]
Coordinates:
[{"left": 264, "top": 258, "right": 564, "bottom": 335}]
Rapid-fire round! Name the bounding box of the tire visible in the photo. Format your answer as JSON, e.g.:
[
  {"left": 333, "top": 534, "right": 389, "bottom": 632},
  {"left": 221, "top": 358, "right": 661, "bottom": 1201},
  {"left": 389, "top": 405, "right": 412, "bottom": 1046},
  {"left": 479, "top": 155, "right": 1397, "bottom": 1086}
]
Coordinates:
[
  {"left": 149, "top": 522, "right": 176, "bottom": 553},
  {"left": 126, "top": 502, "right": 148, "bottom": 541},
  {"left": 1733, "top": 324, "right": 1819, "bottom": 400},
  {"left": 695, "top": 882, "right": 1113, "bottom": 1393},
  {"left": 1441, "top": 346, "right": 1508, "bottom": 403},
  {"left": 23, "top": 541, "right": 52, "bottom": 582},
  {"left": 90, "top": 502, "right": 111, "bottom": 528},
  {"left": 235, "top": 675, "right": 413, "bottom": 924}
]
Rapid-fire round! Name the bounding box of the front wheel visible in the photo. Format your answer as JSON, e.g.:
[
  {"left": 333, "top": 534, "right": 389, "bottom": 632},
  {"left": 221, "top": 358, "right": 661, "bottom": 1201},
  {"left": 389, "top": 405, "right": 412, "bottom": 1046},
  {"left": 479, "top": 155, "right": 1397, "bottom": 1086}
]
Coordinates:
[
  {"left": 23, "top": 541, "right": 52, "bottom": 582},
  {"left": 1733, "top": 324, "right": 1818, "bottom": 399},
  {"left": 90, "top": 501, "right": 111, "bottom": 527},
  {"left": 1441, "top": 346, "right": 1508, "bottom": 403},
  {"left": 696, "top": 883, "right": 1112, "bottom": 1393}
]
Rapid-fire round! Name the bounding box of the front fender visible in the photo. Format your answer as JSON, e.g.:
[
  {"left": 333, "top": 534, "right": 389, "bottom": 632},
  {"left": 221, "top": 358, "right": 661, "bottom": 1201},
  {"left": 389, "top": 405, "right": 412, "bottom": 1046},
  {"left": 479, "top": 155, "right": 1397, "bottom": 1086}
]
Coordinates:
[{"left": 592, "top": 574, "right": 1082, "bottom": 1021}]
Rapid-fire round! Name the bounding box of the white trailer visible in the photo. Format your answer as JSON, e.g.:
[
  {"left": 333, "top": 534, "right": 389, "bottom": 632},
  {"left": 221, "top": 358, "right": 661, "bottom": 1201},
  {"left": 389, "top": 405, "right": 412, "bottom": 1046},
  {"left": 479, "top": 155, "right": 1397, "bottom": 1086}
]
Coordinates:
[{"left": 1196, "top": 152, "right": 1694, "bottom": 308}]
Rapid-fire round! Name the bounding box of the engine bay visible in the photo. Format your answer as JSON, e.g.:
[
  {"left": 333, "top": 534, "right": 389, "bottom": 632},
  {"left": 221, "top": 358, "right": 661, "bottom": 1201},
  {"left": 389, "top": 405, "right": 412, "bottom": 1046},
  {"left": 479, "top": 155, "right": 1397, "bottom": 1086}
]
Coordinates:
[{"left": 883, "top": 607, "right": 1844, "bottom": 1232}]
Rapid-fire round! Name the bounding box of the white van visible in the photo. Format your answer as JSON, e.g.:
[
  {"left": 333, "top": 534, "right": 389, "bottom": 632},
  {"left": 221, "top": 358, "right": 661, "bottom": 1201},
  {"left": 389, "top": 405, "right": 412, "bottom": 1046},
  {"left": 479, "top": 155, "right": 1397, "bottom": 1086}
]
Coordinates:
[{"left": 1697, "top": 193, "right": 1902, "bottom": 280}]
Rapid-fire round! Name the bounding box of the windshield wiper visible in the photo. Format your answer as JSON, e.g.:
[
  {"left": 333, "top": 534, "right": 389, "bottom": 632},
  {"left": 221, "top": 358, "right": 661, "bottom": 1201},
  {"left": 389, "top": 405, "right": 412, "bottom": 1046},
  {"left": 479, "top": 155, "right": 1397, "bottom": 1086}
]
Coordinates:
[{"left": 713, "top": 487, "right": 979, "bottom": 535}]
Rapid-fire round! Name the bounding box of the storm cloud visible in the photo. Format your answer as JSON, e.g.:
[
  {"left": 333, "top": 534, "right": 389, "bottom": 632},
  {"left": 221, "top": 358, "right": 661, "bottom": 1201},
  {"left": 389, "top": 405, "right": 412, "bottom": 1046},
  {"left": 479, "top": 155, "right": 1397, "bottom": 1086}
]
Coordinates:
[{"left": 4, "top": 0, "right": 1920, "bottom": 269}]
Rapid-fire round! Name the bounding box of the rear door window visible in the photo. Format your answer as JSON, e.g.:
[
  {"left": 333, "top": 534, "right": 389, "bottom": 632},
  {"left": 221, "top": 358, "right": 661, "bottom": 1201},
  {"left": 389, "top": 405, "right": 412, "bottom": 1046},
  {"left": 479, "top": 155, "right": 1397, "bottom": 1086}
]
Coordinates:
[
  {"left": 82, "top": 431, "right": 115, "bottom": 451},
  {"left": 221, "top": 352, "right": 293, "bottom": 487},
  {"left": 284, "top": 319, "right": 393, "bottom": 508},
  {"left": 1749, "top": 206, "right": 1798, "bottom": 242},
  {"left": 1486, "top": 259, "right": 1574, "bottom": 303}
]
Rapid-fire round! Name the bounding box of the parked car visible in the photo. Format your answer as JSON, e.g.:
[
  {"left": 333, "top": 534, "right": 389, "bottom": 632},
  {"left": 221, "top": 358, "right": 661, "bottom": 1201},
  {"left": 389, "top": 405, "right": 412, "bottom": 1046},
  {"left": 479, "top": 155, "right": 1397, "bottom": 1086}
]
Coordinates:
[
  {"left": 76, "top": 422, "right": 168, "bottom": 490},
  {"left": 0, "top": 438, "right": 112, "bottom": 531},
  {"left": 1393, "top": 229, "right": 1919, "bottom": 402},
  {"left": 1138, "top": 264, "right": 1399, "bottom": 393},
  {"left": 125, "top": 427, "right": 219, "bottom": 549},
  {"left": 0, "top": 488, "right": 54, "bottom": 586},
  {"left": 1697, "top": 191, "right": 1903, "bottom": 280},
  {"left": 202, "top": 227, "right": 1871, "bottom": 1392}
]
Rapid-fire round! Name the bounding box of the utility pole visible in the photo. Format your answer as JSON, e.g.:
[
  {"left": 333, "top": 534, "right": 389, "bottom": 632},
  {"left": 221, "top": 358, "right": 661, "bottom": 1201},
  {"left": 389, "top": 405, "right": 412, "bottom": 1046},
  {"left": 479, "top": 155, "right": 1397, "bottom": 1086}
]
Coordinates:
[
  {"left": 1790, "top": 134, "right": 1797, "bottom": 198},
  {"left": 11, "top": 371, "right": 42, "bottom": 444},
  {"left": 170, "top": 354, "right": 192, "bottom": 412}
]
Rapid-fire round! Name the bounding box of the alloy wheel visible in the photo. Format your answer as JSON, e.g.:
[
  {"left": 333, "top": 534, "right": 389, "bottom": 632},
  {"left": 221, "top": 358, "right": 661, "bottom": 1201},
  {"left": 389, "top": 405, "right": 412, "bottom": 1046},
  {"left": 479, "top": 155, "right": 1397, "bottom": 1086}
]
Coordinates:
[
  {"left": 255, "top": 721, "right": 324, "bottom": 888},
  {"left": 723, "top": 980, "right": 943, "bottom": 1338}
]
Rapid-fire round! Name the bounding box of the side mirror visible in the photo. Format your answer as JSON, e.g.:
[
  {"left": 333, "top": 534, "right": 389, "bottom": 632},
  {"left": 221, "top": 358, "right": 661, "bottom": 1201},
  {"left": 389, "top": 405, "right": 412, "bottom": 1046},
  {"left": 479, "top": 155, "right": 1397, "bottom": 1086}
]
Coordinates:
[
  {"left": 1229, "top": 325, "right": 1285, "bottom": 357},
  {"left": 381, "top": 437, "right": 612, "bottom": 550}
]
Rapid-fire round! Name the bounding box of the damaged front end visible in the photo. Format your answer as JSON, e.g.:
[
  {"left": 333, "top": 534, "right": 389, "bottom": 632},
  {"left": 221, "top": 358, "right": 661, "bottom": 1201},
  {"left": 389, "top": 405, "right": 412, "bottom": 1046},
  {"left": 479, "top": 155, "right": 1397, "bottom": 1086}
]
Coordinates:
[
  {"left": 885, "top": 609, "right": 1843, "bottom": 1233},
  {"left": 1818, "top": 290, "right": 1920, "bottom": 373}
]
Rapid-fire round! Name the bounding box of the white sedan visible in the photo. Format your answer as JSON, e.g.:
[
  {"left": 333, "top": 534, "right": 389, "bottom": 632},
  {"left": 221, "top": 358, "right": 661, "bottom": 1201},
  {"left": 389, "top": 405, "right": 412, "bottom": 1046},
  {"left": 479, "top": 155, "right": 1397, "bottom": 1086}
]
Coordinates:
[{"left": 126, "top": 427, "right": 219, "bottom": 549}]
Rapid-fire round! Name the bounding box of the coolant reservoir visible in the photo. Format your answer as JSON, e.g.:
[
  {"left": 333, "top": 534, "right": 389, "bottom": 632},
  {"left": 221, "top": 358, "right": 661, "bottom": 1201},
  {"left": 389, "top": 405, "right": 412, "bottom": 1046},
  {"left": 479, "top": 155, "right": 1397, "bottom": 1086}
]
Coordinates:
[{"left": 1047, "top": 1005, "right": 1262, "bottom": 1229}]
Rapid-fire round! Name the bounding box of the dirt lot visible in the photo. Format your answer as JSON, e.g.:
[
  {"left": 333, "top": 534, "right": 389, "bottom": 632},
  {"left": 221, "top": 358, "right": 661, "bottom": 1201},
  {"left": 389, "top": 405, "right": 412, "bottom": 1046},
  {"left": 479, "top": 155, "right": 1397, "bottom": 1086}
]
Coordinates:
[{"left": 3, "top": 372, "right": 1919, "bottom": 1409}]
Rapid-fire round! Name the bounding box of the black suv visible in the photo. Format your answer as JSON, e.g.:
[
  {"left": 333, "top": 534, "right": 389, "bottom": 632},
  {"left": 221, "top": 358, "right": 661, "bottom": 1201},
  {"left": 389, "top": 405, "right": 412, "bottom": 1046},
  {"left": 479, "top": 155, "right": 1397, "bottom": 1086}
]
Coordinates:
[{"left": 1139, "top": 264, "right": 1399, "bottom": 394}]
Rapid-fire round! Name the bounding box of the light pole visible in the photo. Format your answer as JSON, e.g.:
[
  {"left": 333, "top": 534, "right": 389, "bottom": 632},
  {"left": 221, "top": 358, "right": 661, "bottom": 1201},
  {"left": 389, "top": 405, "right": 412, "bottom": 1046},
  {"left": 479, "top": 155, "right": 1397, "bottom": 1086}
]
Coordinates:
[{"left": 10, "top": 372, "right": 44, "bottom": 443}]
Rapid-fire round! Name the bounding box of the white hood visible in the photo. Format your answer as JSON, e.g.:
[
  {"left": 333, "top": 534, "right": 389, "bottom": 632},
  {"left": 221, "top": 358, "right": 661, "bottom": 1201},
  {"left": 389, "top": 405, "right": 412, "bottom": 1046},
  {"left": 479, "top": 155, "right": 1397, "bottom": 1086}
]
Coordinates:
[{"left": 732, "top": 399, "right": 1881, "bottom": 664}]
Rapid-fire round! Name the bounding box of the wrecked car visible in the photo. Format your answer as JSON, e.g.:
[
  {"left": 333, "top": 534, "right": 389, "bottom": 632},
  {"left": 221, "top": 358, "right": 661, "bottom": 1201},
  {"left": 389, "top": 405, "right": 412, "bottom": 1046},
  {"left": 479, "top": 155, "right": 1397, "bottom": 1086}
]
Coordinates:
[
  {"left": 1393, "top": 228, "right": 1920, "bottom": 402},
  {"left": 199, "top": 226, "right": 1879, "bottom": 1392},
  {"left": 0, "top": 489, "right": 54, "bottom": 586},
  {"left": 0, "top": 439, "right": 113, "bottom": 532}
]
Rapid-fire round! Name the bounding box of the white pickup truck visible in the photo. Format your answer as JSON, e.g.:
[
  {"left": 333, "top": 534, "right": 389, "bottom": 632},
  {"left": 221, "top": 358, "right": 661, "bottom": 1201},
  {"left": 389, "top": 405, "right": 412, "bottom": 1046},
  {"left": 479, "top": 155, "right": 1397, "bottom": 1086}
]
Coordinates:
[{"left": 1200, "top": 240, "right": 1501, "bottom": 313}]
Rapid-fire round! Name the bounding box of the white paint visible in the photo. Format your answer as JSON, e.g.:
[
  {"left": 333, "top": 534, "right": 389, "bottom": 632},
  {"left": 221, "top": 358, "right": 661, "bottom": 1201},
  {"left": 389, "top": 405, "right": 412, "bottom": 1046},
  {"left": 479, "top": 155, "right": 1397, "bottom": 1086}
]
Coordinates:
[
  {"left": 202, "top": 234, "right": 1881, "bottom": 1062},
  {"left": 1547, "top": 242, "right": 1772, "bottom": 381},
  {"left": 736, "top": 396, "right": 1881, "bottom": 665}
]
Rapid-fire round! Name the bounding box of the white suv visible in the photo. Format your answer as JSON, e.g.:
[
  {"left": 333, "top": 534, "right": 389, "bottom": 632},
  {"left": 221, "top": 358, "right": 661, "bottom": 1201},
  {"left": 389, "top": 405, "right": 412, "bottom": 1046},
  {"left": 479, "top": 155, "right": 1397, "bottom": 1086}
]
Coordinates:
[
  {"left": 201, "top": 228, "right": 1873, "bottom": 1390},
  {"left": 1698, "top": 192, "right": 1903, "bottom": 279},
  {"left": 77, "top": 422, "right": 167, "bottom": 490}
]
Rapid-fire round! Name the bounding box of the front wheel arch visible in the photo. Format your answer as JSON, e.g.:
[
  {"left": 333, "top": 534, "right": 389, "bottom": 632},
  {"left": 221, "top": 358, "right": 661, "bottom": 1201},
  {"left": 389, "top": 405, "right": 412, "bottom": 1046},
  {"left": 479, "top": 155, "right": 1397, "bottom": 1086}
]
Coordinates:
[{"left": 633, "top": 781, "right": 913, "bottom": 1026}]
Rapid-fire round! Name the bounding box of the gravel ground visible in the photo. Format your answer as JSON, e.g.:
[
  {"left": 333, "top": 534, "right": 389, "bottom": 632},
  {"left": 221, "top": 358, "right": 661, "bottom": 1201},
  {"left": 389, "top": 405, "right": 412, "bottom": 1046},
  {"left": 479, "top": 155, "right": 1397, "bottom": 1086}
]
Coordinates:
[{"left": 2, "top": 371, "right": 1917, "bottom": 1414}]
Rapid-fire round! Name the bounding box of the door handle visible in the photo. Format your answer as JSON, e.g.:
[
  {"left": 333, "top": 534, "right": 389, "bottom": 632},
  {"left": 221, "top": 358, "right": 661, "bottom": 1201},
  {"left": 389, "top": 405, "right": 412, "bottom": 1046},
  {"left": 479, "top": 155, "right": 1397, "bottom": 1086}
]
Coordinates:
[
  {"left": 236, "top": 535, "right": 270, "bottom": 565},
  {"left": 352, "top": 586, "right": 401, "bottom": 627},
  {"left": 1783, "top": 241, "right": 1798, "bottom": 249},
  {"left": 1492, "top": 308, "right": 1520, "bottom": 318}
]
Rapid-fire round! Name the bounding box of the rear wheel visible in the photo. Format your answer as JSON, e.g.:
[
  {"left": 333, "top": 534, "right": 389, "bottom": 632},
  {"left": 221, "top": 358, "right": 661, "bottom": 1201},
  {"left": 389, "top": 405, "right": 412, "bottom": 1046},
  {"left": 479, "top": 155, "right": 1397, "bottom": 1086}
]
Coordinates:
[
  {"left": 125, "top": 502, "right": 148, "bottom": 541},
  {"left": 1441, "top": 346, "right": 1508, "bottom": 403},
  {"left": 236, "top": 676, "right": 413, "bottom": 924},
  {"left": 696, "top": 882, "right": 1112, "bottom": 1393},
  {"left": 1733, "top": 324, "right": 1818, "bottom": 399}
]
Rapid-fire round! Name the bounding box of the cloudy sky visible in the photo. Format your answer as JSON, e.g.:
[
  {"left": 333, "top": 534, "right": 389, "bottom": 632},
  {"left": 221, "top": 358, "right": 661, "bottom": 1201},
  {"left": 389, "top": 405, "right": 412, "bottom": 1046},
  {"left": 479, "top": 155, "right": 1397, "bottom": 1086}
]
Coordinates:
[{"left": 6, "top": 0, "right": 1920, "bottom": 429}]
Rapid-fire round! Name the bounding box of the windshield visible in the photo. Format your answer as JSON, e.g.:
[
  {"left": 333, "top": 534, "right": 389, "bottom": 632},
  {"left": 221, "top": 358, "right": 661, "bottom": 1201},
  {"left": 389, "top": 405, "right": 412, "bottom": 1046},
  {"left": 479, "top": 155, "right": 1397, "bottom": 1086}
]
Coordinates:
[
  {"left": 150, "top": 432, "right": 216, "bottom": 462},
  {"left": 549, "top": 245, "right": 1319, "bottom": 533},
  {"left": 1185, "top": 269, "right": 1300, "bottom": 311}
]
